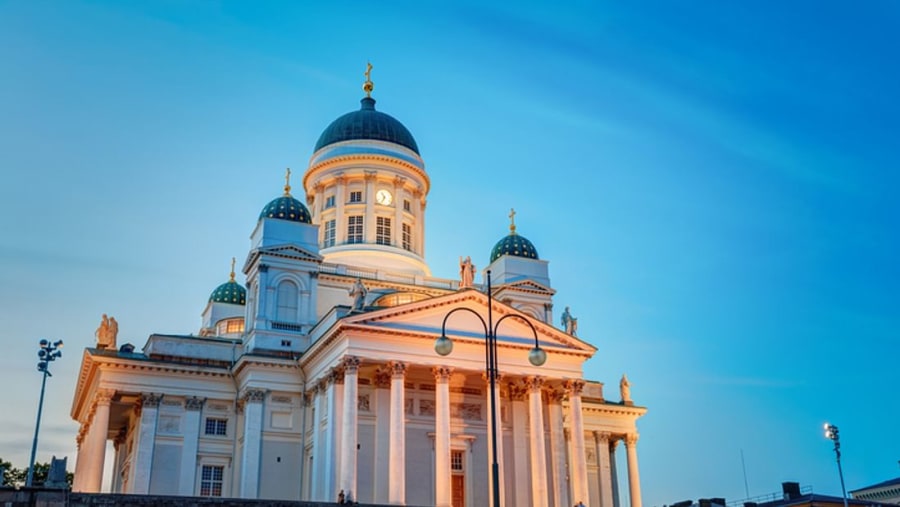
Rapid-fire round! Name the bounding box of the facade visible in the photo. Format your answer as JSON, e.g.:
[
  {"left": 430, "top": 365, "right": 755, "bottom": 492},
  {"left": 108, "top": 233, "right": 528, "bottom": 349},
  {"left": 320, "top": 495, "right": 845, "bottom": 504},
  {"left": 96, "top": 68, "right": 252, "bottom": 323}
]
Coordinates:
[
  {"left": 852, "top": 477, "right": 900, "bottom": 505},
  {"left": 70, "top": 74, "right": 646, "bottom": 507}
]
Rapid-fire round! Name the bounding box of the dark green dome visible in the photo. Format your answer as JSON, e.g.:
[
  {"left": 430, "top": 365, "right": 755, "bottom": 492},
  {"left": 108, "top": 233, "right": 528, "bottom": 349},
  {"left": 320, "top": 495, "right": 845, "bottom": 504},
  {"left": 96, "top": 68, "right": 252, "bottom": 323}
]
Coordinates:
[
  {"left": 314, "top": 97, "right": 419, "bottom": 154},
  {"left": 210, "top": 280, "right": 246, "bottom": 305},
  {"left": 259, "top": 195, "right": 312, "bottom": 223},
  {"left": 490, "top": 233, "right": 539, "bottom": 263}
]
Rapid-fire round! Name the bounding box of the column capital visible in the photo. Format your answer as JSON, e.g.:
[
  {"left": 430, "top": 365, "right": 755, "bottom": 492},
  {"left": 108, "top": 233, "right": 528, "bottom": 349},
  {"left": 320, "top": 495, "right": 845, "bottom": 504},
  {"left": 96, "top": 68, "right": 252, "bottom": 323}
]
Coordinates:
[
  {"left": 342, "top": 355, "right": 361, "bottom": 373},
  {"left": 335, "top": 172, "right": 347, "bottom": 184},
  {"left": 185, "top": 396, "right": 205, "bottom": 411},
  {"left": 139, "top": 392, "right": 161, "bottom": 408},
  {"left": 594, "top": 430, "right": 612, "bottom": 443},
  {"left": 625, "top": 433, "right": 639, "bottom": 446},
  {"left": 317, "top": 378, "right": 328, "bottom": 393},
  {"left": 330, "top": 366, "right": 346, "bottom": 385},
  {"left": 524, "top": 375, "right": 545, "bottom": 392},
  {"left": 96, "top": 388, "right": 116, "bottom": 406},
  {"left": 482, "top": 371, "right": 504, "bottom": 384},
  {"left": 547, "top": 388, "right": 566, "bottom": 404},
  {"left": 241, "top": 388, "right": 267, "bottom": 404},
  {"left": 507, "top": 382, "right": 527, "bottom": 401},
  {"left": 364, "top": 170, "right": 377, "bottom": 182},
  {"left": 373, "top": 367, "right": 392, "bottom": 388},
  {"left": 610, "top": 438, "right": 621, "bottom": 451},
  {"left": 258, "top": 264, "right": 269, "bottom": 273},
  {"left": 563, "top": 379, "right": 585, "bottom": 396},
  {"left": 393, "top": 175, "right": 407, "bottom": 188},
  {"left": 388, "top": 360, "right": 408, "bottom": 379},
  {"left": 314, "top": 182, "right": 324, "bottom": 193},
  {"left": 433, "top": 366, "right": 453, "bottom": 383}
]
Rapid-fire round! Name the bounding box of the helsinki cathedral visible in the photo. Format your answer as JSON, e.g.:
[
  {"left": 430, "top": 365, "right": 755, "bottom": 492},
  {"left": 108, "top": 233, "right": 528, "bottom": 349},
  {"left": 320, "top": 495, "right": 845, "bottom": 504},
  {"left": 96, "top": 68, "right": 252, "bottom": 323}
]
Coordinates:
[{"left": 70, "top": 68, "right": 646, "bottom": 507}]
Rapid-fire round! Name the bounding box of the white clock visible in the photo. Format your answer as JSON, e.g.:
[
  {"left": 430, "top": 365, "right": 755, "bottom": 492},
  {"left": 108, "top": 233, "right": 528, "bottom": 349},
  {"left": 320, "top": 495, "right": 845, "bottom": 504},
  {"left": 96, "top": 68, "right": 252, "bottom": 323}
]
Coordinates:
[{"left": 376, "top": 189, "right": 393, "bottom": 205}]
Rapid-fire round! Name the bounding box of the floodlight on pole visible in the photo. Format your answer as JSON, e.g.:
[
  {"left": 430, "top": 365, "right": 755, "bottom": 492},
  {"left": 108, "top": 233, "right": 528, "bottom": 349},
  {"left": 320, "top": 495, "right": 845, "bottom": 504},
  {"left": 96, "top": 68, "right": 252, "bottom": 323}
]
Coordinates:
[
  {"left": 26, "top": 339, "right": 63, "bottom": 487},
  {"left": 823, "top": 422, "right": 849, "bottom": 507}
]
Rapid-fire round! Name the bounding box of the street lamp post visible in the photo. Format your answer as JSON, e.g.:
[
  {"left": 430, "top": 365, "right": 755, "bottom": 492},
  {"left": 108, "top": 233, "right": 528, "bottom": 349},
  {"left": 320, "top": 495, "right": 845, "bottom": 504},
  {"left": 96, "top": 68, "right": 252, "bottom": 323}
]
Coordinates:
[
  {"left": 26, "top": 339, "right": 63, "bottom": 487},
  {"left": 434, "top": 270, "right": 546, "bottom": 507},
  {"left": 824, "top": 423, "right": 849, "bottom": 507}
]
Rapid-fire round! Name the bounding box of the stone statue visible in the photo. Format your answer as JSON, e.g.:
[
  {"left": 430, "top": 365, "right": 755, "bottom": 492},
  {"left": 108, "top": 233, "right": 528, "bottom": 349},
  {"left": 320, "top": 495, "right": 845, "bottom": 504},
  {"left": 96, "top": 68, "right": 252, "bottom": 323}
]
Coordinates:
[
  {"left": 459, "top": 255, "right": 475, "bottom": 288},
  {"left": 349, "top": 278, "right": 368, "bottom": 311},
  {"left": 95, "top": 314, "right": 118, "bottom": 349},
  {"left": 561, "top": 306, "right": 577, "bottom": 336},
  {"left": 620, "top": 373, "right": 632, "bottom": 404},
  {"left": 338, "top": 489, "right": 345, "bottom": 504}
]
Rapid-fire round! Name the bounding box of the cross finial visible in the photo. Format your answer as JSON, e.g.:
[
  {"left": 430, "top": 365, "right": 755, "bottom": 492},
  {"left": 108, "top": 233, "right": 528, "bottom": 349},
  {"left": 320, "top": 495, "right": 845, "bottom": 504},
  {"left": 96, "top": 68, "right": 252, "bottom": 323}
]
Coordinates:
[
  {"left": 229, "top": 257, "right": 236, "bottom": 282},
  {"left": 509, "top": 208, "right": 517, "bottom": 234},
  {"left": 284, "top": 168, "right": 292, "bottom": 196},
  {"left": 363, "top": 62, "right": 374, "bottom": 98}
]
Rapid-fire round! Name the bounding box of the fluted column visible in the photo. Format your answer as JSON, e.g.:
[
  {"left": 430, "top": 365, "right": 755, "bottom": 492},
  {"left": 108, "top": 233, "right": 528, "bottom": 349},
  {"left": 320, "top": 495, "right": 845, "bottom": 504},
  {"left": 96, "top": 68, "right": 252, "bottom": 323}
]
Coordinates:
[
  {"left": 84, "top": 389, "right": 114, "bottom": 492},
  {"left": 372, "top": 368, "right": 391, "bottom": 503},
  {"left": 509, "top": 382, "right": 530, "bottom": 506},
  {"left": 324, "top": 368, "right": 344, "bottom": 500},
  {"left": 548, "top": 389, "right": 570, "bottom": 507},
  {"left": 483, "top": 373, "right": 506, "bottom": 506},
  {"left": 312, "top": 380, "right": 326, "bottom": 500},
  {"left": 364, "top": 171, "right": 376, "bottom": 243},
  {"left": 625, "top": 433, "right": 642, "bottom": 507},
  {"left": 335, "top": 174, "right": 346, "bottom": 243},
  {"left": 610, "top": 439, "right": 621, "bottom": 507},
  {"left": 434, "top": 366, "right": 453, "bottom": 507},
  {"left": 565, "top": 380, "right": 589, "bottom": 506},
  {"left": 131, "top": 392, "right": 159, "bottom": 494},
  {"left": 595, "top": 431, "right": 614, "bottom": 507},
  {"left": 73, "top": 424, "right": 88, "bottom": 491},
  {"left": 526, "top": 376, "right": 548, "bottom": 507},
  {"left": 392, "top": 177, "right": 405, "bottom": 247},
  {"left": 254, "top": 265, "right": 269, "bottom": 330},
  {"left": 239, "top": 388, "right": 266, "bottom": 498},
  {"left": 340, "top": 356, "right": 361, "bottom": 501},
  {"left": 388, "top": 361, "right": 407, "bottom": 504},
  {"left": 179, "top": 397, "right": 204, "bottom": 495}
]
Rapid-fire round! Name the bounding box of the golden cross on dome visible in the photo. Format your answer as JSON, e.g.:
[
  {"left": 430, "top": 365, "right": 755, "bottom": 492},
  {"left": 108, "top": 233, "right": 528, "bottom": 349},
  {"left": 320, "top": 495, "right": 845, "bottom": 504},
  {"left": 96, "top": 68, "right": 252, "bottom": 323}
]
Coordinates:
[
  {"left": 363, "top": 62, "right": 374, "bottom": 98},
  {"left": 509, "top": 208, "right": 517, "bottom": 234},
  {"left": 229, "top": 257, "right": 236, "bottom": 282},
  {"left": 284, "top": 168, "right": 292, "bottom": 196}
]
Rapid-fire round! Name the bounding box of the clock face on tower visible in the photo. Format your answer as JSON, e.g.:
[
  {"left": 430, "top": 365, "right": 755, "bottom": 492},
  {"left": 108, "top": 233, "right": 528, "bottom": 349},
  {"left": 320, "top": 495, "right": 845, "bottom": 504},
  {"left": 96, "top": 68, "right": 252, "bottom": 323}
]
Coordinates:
[{"left": 376, "top": 189, "right": 393, "bottom": 205}]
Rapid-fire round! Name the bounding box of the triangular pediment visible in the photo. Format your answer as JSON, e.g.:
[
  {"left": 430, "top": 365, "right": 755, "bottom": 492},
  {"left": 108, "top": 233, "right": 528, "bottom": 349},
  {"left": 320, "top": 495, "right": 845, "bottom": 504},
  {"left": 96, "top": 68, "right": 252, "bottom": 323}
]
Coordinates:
[
  {"left": 338, "top": 289, "right": 595, "bottom": 355},
  {"left": 494, "top": 279, "right": 556, "bottom": 296},
  {"left": 247, "top": 244, "right": 323, "bottom": 266}
]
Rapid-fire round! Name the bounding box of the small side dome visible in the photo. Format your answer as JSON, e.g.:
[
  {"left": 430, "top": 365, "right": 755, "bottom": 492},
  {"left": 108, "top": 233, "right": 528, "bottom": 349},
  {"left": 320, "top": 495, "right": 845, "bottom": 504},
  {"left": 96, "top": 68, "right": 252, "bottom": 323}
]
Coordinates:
[
  {"left": 259, "top": 168, "right": 312, "bottom": 223},
  {"left": 489, "top": 209, "right": 539, "bottom": 263},
  {"left": 210, "top": 258, "right": 247, "bottom": 305}
]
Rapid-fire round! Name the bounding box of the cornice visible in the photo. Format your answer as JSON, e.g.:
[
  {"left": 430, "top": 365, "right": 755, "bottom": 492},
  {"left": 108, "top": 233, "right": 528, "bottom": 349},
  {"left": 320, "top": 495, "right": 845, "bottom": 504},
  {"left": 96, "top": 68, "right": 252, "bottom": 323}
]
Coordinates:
[{"left": 304, "top": 154, "right": 430, "bottom": 194}]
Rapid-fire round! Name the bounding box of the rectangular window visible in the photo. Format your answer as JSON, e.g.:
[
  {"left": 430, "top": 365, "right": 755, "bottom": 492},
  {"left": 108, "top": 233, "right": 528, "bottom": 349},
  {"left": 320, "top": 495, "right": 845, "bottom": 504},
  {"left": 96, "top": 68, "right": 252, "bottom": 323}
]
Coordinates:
[
  {"left": 402, "top": 223, "right": 412, "bottom": 251},
  {"left": 323, "top": 219, "right": 336, "bottom": 248},
  {"left": 347, "top": 216, "right": 363, "bottom": 244},
  {"left": 204, "top": 418, "right": 227, "bottom": 436},
  {"left": 376, "top": 216, "right": 391, "bottom": 245},
  {"left": 200, "top": 465, "right": 224, "bottom": 497},
  {"left": 349, "top": 191, "right": 363, "bottom": 203},
  {"left": 324, "top": 195, "right": 335, "bottom": 209},
  {"left": 403, "top": 199, "right": 411, "bottom": 212},
  {"left": 451, "top": 450, "right": 464, "bottom": 472},
  {"left": 225, "top": 319, "right": 243, "bottom": 334}
]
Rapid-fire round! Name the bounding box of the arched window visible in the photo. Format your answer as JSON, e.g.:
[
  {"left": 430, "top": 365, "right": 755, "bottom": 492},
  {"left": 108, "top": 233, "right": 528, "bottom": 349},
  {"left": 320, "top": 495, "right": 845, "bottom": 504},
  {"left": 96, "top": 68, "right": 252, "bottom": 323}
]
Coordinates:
[{"left": 276, "top": 280, "right": 298, "bottom": 322}]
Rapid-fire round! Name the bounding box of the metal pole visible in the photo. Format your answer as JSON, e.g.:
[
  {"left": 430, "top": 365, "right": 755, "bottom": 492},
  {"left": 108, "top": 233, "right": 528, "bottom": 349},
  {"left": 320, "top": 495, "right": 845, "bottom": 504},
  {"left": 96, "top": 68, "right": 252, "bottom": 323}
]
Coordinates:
[
  {"left": 486, "top": 270, "right": 501, "bottom": 507},
  {"left": 26, "top": 369, "right": 49, "bottom": 487},
  {"left": 835, "top": 443, "right": 848, "bottom": 507}
]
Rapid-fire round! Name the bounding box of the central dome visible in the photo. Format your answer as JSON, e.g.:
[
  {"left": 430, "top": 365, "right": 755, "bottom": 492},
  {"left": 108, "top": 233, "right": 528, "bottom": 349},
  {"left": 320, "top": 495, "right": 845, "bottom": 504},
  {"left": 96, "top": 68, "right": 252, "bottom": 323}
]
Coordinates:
[{"left": 314, "top": 97, "right": 419, "bottom": 154}]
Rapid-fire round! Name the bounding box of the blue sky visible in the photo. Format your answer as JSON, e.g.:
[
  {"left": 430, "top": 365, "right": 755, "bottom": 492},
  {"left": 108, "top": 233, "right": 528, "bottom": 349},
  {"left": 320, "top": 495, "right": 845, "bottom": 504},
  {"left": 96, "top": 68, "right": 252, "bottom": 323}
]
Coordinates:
[{"left": 1, "top": 1, "right": 898, "bottom": 504}]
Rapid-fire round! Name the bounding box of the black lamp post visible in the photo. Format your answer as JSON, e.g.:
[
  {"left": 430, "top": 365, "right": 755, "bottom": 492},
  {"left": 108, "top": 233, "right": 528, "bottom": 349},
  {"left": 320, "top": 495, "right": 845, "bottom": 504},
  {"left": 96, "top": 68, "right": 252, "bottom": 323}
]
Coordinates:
[
  {"left": 434, "top": 270, "right": 546, "bottom": 507},
  {"left": 26, "top": 339, "right": 63, "bottom": 487},
  {"left": 824, "top": 423, "right": 849, "bottom": 507}
]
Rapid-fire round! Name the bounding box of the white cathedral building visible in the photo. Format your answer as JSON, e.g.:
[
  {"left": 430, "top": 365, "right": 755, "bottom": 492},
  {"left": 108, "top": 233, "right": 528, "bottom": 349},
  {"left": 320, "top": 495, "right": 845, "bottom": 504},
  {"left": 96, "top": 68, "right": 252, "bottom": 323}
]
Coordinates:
[{"left": 70, "top": 72, "right": 647, "bottom": 507}]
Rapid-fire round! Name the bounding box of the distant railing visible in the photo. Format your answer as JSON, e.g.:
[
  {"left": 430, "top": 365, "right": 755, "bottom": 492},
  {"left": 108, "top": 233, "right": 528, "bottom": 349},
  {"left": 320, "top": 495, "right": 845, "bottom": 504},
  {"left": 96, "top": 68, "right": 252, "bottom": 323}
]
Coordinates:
[
  {"left": 271, "top": 321, "right": 304, "bottom": 333},
  {"left": 727, "top": 486, "right": 813, "bottom": 507}
]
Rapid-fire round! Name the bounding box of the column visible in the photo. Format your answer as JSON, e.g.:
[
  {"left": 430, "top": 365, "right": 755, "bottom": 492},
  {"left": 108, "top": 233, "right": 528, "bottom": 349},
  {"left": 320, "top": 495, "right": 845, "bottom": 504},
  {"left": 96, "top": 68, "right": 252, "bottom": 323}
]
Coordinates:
[
  {"left": 255, "top": 265, "right": 269, "bottom": 330},
  {"left": 434, "top": 366, "right": 452, "bottom": 507},
  {"left": 595, "top": 432, "right": 614, "bottom": 507},
  {"left": 239, "top": 388, "right": 266, "bottom": 498},
  {"left": 179, "top": 397, "right": 204, "bottom": 495},
  {"left": 131, "top": 392, "right": 159, "bottom": 494},
  {"left": 73, "top": 424, "right": 88, "bottom": 491},
  {"left": 548, "top": 389, "right": 570, "bottom": 507},
  {"left": 414, "top": 188, "right": 425, "bottom": 255},
  {"left": 509, "top": 382, "right": 530, "bottom": 506},
  {"left": 610, "top": 439, "right": 621, "bottom": 507},
  {"left": 335, "top": 174, "right": 346, "bottom": 243},
  {"left": 625, "top": 433, "right": 642, "bottom": 507},
  {"left": 364, "top": 171, "right": 376, "bottom": 243},
  {"left": 392, "top": 176, "right": 406, "bottom": 247},
  {"left": 340, "top": 356, "right": 360, "bottom": 501},
  {"left": 322, "top": 369, "right": 342, "bottom": 500},
  {"left": 312, "top": 380, "right": 326, "bottom": 500},
  {"left": 110, "top": 429, "right": 126, "bottom": 493},
  {"left": 388, "top": 361, "right": 407, "bottom": 504},
  {"left": 372, "top": 368, "right": 391, "bottom": 503},
  {"left": 526, "top": 376, "right": 548, "bottom": 507},
  {"left": 483, "top": 373, "right": 506, "bottom": 507},
  {"left": 333, "top": 369, "right": 345, "bottom": 497},
  {"left": 565, "top": 380, "right": 589, "bottom": 506}
]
